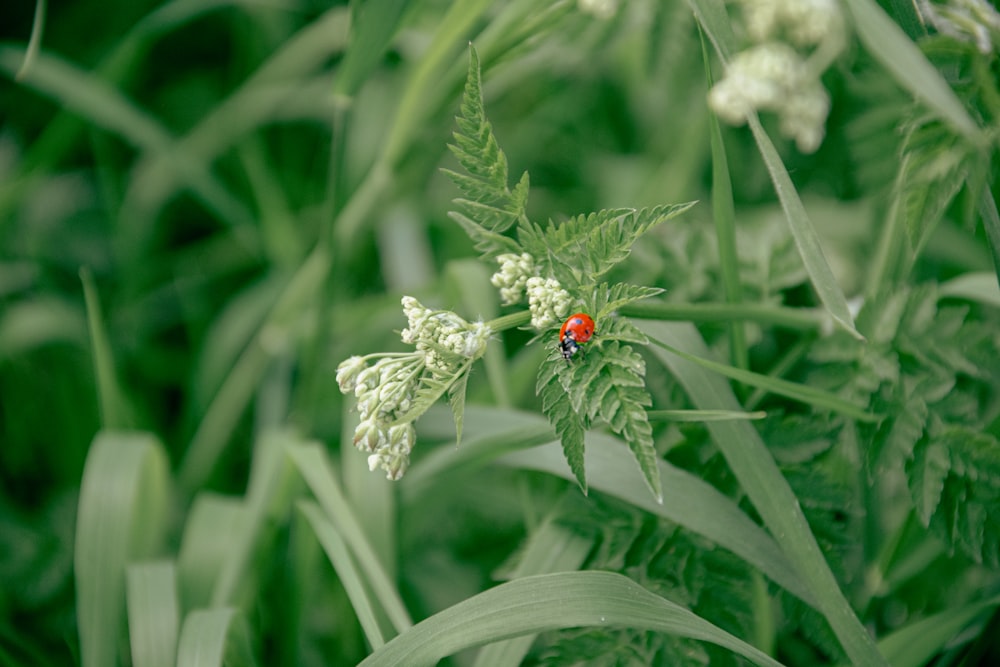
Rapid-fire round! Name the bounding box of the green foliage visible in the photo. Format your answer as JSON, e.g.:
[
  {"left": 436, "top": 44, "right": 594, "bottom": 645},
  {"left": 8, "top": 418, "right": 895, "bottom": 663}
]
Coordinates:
[{"left": 5, "top": 1, "right": 1000, "bottom": 666}]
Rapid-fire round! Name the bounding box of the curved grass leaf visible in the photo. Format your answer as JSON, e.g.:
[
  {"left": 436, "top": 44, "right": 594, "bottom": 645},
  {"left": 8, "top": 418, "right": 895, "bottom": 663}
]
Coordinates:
[
  {"left": 80, "top": 267, "right": 128, "bottom": 429},
  {"left": 126, "top": 562, "right": 179, "bottom": 667},
  {"left": 334, "top": 0, "right": 409, "bottom": 97},
  {"left": 175, "top": 608, "right": 256, "bottom": 667},
  {"left": 643, "top": 321, "right": 887, "bottom": 667},
  {"left": 877, "top": 594, "right": 1000, "bottom": 667},
  {"left": 358, "top": 571, "right": 785, "bottom": 667},
  {"left": 75, "top": 431, "right": 171, "bottom": 667}
]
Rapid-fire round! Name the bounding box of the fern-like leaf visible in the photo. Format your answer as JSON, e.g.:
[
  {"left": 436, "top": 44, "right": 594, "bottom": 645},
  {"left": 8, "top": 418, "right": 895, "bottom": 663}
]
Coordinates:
[
  {"left": 523, "top": 203, "right": 697, "bottom": 289},
  {"left": 912, "top": 427, "right": 1000, "bottom": 566},
  {"left": 447, "top": 211, "right": 523, "bottom": 256},
  {"left": 537, "top": 358, "right": 588, "bottom": 493},
  {"left": 592, "top": 283, "right": 665, "bottom": 320},
  {"left": 445, "top": 46, "right": 529, "bottom": 241}
]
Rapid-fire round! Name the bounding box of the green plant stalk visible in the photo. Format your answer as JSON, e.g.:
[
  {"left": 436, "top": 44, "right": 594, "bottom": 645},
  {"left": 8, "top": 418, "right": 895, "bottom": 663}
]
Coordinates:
[
  {"left": 701, "top": 28, "right": 748, "bottom": 370},
  {"left": 865, "top": 195, "right": 908, "bottom": 300},
  {"left": 621, "top": 301, "right": 826, "bottom": 331},
  {"left": 744, "top": 337, "right": 812, "bottom": 411}
]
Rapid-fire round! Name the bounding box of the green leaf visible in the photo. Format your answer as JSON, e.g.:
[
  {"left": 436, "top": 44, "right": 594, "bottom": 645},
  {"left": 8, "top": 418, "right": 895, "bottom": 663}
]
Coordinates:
[
  {"left": 895, "top": 116, "right": 974, "bottom": 255},
  {"left": 358, "top": 571, "right": 786, "bottom": 667},
  {"left": 907, "top": 437, "right": 950, "bottom": 526},
  {"left": 537, "top": 359, "right": 588, "bottom": 493},
  {"left": 175, "top": 608, "right": 256, "bottom": 667},
  {"left": 878, "top": 594, "right": 1000, "bottom": 667},
  {"left": 528, "top": 204, "right": 697, "bottom": 288},
  {"left": 926, "top": 428, "right": 1000, "bottom": 566},
  {"left": 446, "top": 211, "right": 524, "bottom": 257},
  {"left": 126, "top": 562, "right": 179, "bottom": 667},
  {"left": 592, "top": 283, "right": 664, "bottom": 321},
  {"left": 75, "top": 432, "right": 171, "bottom": 667}
]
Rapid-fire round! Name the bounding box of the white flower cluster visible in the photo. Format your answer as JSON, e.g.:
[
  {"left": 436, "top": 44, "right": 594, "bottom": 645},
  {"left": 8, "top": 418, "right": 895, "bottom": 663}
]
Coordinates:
[
  {"left": 743, "top": 0, "right": 844, "bottom": 46},
  {"left": 708, "top": 0, "right": 845, "bottom": 153},
  {"left": 920, "top": 0, "right": 1000, "bottom": 54},
  {"left": 491, "top": 253, "right": 573, "bottom": 330},
  {"left": 336, "top": 296, "right": 491, "bottom": 480},
  {"left": 708, "top": 43, "right": 831, "bottom": 153},
  {"left": 490, "top": 253, "right": 536, "bottom": 306},
  {"left": 526, "top": 277, "right": 572, "bottom": 329}
]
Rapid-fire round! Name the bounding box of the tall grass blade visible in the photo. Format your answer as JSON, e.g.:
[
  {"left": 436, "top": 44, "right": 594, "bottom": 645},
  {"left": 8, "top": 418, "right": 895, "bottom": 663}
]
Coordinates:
[
  {"left": 126, "top": 562, "right": 179, "bottom": 667},
  {"left": 80, "top": 267, "right": 128, "bottom": 428},
  {"left": 175, "top": 608, "right": 256, "bottom": 667},
  {"left": 299, "top": 500, "right": 386, "bottom": 649},
  {"left": 75, "top": 432, "right": 171, "bottom": 667}
]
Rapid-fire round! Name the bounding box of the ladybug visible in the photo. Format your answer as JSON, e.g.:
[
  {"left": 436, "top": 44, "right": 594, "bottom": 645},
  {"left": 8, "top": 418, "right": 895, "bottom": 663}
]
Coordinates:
[{"left": 559, "top": 313, "right": 595, "bottom": 361}]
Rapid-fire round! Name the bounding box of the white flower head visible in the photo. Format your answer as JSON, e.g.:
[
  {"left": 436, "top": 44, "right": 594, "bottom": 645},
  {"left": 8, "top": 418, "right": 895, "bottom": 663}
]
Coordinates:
[
  {"left": 336, "top": 356, "right": 366, "bottom": 393},
  {"left": 491, "top": 252, "right": 536, "bottom": 306},
  {"left": 526, "top": 276, "right": 572, "bottom": 330}
]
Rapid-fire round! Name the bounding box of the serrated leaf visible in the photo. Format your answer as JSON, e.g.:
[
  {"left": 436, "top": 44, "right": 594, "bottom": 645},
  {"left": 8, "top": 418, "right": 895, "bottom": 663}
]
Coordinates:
[
  {"left": 529, "top": 204, "right": 696, "bottom": 289},
  {"left": 446, "top": 211, "right": 523, "bottom": 257},
  {"left": 868, "top": 396, "right": 927, "bottom": 476},
  {"left": 538, "top": 360, "right": 588, "bottom": 493},
  {"left": 445, "top": 45, "right": 528, "bottom": 240},
  {"left": 592, "top": 283, "right": 665, "bottom": 320},
  {"left": 925, "top": 428, "right": 1000, "bottom": 566},
  {"left": 907, "top": 437, "right": 950, "bottom": 526}
]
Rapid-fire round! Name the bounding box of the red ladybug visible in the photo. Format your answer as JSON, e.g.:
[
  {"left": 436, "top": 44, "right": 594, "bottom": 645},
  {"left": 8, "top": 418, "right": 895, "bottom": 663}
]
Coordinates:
[{"left": 559, "top": 313, "right": 595, "bottom": 361}]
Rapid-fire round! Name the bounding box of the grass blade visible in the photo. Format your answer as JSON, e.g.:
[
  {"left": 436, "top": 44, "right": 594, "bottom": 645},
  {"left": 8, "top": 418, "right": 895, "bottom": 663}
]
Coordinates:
[
  {"left": 80, "top": 267, "right": 128, "bottom": 429},
  {"left": 644, "top": 320, "right": 888, "bottom": 666},
  {"left": 75, "top": 431, "right": 171, "bottom": 667},
  {"left": 298, "top": 500, "right": 386, "bottom": 649},
  {"left": 175, "top": 608, "right": 256, "bottom": 667},
  {"left": 126, "top": 562, "right": 179, "bottom": 667},
  {"left": 359, "top": 571, "right": 785, "bottom": 667},
  {"left": 877, "top": 594, "right": 1000, "bottom": 667},
  {"left": 287, "top": 441, "right": 413, "bottom": 634}
]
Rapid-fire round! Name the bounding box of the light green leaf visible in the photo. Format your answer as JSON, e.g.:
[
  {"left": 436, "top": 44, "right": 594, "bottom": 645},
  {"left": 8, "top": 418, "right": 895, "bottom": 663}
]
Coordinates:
[
  {"left": 359, "top": 571, "right": 785, "bottom": 667},
  {"left": 878, "top": 594, "right": 1000, "bottom": 667},
  {"left": 126, "top": 562, "right": 179, "bottom": 667},
  {"left": 75, "top": 432, "right": 171, "bottom": 667},
  {"left": 81, "top": 267, "right": 129, "bottom": 429},
  {"left": 940, "top": 271, "right": 1000, "bottom": 308},
  {"left": 333, "top": 0, "right": 410, "bottom": 97},
  {"left": 175, "top": 608, "right": 256, "bottom": 667}
]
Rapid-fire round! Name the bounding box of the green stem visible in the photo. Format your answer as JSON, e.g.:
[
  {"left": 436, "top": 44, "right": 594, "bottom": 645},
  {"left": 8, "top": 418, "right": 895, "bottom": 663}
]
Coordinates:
[
  {"left": 622, "top": 300, "right": 827, "bottom": 331},
  {"left": 486, "top": 310, "right": 532, "bottom": 332}
]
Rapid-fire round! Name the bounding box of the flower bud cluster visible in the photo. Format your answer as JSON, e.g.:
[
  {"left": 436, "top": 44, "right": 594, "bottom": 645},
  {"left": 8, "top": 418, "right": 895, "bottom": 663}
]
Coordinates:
[
  {"left": 335, "top": 296, "right": 492, "bottom": 480},
  {"left": 336, "top": 353, "right": 421, "bottom": 480},
  {"left": 708, "top": 0, "right": 845, "bottom": 153},
  {"left": 491, "top": 252, "right": 573, "bottom": 330},
  {"left": 526, "top": 277, "right": 572, "bottom": 330},
  {"left": 708, "top": 44, "right": 830, "bottom": 153},
  {"left": 401, "top": 296, "right": 491, "bottom": 375},
  {"left": 491, "top": 253, "right": 536, "bottom": 306}
]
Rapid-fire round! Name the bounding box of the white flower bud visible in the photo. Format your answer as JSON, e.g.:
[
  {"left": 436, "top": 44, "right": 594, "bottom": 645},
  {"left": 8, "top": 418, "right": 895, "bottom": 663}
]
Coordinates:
[
  {"left": 336, "top": 356, "right": 366, "bottom": 393},
  {"left": 527, "top": 276, "right": 572, "bottom": 330}
]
